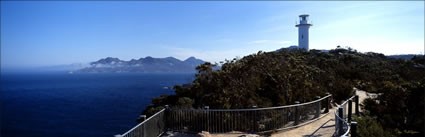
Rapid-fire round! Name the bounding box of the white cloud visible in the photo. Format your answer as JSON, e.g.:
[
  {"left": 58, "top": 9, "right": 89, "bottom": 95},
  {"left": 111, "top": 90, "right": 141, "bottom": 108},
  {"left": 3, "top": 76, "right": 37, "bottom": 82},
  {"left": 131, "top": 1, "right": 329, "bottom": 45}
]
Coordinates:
[
  {"left": 312, "top": 37, "right": 424, "bottom": 55},
  {"left": 248, "top": 40, "right": 294, "bottom": 45},
  {"left": 249, "top": 40, "right": 270, "bottom": 44},
  {"left": 279, "top": 41, "right": 294, "bottom": 44},
  {"left": 351, "top": 38, "right": 424, "bottom": 55}
]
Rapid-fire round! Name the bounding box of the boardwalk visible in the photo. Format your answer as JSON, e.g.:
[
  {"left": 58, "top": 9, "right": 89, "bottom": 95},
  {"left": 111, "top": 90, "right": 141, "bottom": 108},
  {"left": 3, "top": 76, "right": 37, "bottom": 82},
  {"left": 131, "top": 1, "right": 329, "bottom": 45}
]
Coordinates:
[
  {"left": 270, "top": 89, "right": 368, "bottom": 137},
  {"left": 270, "top": 108, "right": 336, "bottom": 137},
  {"left": 162, "top": 89, "right": 369, "bottom": 137}
]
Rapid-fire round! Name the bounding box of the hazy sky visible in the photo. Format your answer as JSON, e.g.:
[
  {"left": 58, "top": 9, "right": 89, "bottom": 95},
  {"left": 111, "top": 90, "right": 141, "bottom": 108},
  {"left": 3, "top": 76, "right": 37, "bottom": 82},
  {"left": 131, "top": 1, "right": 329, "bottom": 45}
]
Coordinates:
[{"left": 1, "top": 1, "right": 424, "bottom": 68}]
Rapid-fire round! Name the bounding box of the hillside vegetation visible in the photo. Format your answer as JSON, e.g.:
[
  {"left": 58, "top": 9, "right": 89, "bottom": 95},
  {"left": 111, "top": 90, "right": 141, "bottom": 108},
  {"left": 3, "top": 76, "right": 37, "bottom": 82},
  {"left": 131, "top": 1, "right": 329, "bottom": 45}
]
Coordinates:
[{"left": 142, "top": 47, "right": 424, "bottom": 136}]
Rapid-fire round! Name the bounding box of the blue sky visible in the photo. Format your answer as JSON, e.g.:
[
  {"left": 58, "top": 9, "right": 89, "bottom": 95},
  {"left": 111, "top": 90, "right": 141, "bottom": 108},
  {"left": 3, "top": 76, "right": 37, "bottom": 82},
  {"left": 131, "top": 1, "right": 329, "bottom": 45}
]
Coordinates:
[{"left": 1, "top": 1, "right": 424, "bottom": 68}]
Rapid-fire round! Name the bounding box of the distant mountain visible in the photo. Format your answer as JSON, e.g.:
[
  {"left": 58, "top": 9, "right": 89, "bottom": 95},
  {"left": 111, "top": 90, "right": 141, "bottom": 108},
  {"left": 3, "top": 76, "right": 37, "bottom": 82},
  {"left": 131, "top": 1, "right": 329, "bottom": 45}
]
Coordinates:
[
  {"left": 78, "top": 56, "right": 205, "bottom": 73},
  {"left": 184, "top": 57, "right": 205, "bottom": 67},
  {"left": 388, "top": 54, "right": 422, "bottom": 60}
]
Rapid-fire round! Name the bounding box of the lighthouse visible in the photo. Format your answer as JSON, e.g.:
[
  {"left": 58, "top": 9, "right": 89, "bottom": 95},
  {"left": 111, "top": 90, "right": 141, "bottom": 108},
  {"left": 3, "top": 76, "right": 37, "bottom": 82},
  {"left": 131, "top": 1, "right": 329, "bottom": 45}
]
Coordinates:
[{"left": 296, "top": 14, "right": 312, "bottom": 51}]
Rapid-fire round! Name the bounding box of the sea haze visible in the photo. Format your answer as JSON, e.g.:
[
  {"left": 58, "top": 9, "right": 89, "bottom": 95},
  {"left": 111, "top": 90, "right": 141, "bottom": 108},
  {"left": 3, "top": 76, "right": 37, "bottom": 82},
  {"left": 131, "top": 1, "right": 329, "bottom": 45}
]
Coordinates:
[{"left": 0, "top": 72, "right": 195, "bottom": 137}]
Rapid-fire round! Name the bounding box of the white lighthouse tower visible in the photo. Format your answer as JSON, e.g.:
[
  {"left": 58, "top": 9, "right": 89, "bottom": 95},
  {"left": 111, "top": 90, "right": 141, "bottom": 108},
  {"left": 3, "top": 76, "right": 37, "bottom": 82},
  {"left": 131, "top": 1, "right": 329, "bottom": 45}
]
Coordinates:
[{"left": 296, "top": 14, "right": 312, "bottom": 51}]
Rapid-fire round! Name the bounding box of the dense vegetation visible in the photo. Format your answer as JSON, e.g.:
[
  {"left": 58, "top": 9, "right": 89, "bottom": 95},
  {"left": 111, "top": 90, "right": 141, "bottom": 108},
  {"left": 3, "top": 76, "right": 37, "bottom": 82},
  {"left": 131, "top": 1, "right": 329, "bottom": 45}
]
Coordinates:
[
  {"left": 141, "top": 47, "right": 424, "bottom": 136},
  {"left": 353, "top": 116, "right": 396, "bottom": 137}
]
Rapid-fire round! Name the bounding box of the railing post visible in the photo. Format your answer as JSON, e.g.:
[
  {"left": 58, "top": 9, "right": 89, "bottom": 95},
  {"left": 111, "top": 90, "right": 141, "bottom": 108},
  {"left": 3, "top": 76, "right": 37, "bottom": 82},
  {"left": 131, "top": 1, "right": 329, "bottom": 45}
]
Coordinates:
[
  {"left": 205, "top": 106, "right": 209, "bottom": 132},
  {"left": 338, "top": 107, "right": 344, "bottom": 136},
  {"left": 348, "top": 99, "right": 352, "bottom": 123},
  {"left": 252, "top": 105, "right": 257, "bottom": 132},
  {"left": 140, "top": 114, "right": 147, "bottom": 136},
  {"left": 325, "top": 93, "right": 330, "bottom": 113},
  {"left": 165, "top": 105, "right": 169, "bottom": 131},
  {"left": 355, "top": 95, "right": 359, "bottom": 115},
  {"left": 315, "top": 96, "right": 321, "bottom": 118},
  {"left": 294, "top": 101, "right": 300, "bottom": 125},
  {"left": 139, "top": 115, "right": 147, "bottom": 137},
  {"left": 351, "top": 121, "right": 358, "bottom": 137},
  {"left": 139, "top": 115, "right": 147, "bottom": 121}
]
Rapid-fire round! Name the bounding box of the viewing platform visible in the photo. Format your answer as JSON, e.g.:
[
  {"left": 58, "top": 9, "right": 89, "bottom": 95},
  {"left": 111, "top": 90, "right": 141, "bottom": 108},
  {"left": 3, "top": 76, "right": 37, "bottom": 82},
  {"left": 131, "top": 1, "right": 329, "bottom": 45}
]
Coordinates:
[{"left": 116, "top": 89, "right": 367, "bottom": 137}]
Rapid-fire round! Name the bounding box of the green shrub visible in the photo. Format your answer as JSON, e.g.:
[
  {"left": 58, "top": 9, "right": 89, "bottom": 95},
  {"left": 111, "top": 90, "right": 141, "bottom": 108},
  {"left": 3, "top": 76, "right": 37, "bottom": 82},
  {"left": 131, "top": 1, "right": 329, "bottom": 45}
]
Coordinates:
[
  {"left": 140, "top": 47, "right": 425, "bottom": 136},
  {"left": 353, "top": 116, "right": 395, "bottom": 137}
]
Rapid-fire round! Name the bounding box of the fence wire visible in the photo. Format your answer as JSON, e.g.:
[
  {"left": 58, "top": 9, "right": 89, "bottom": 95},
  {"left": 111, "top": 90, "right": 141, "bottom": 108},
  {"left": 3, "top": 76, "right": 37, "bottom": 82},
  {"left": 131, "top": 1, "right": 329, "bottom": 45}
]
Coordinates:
[
  {"left": 119, "top": 95, "right": 332, "bottom": 137},
  {"left": 121, "top": 109, "right": 166, "bottom": 137},
  {"left": 167, "top": 95, "right": 331, "bottom": 133}
]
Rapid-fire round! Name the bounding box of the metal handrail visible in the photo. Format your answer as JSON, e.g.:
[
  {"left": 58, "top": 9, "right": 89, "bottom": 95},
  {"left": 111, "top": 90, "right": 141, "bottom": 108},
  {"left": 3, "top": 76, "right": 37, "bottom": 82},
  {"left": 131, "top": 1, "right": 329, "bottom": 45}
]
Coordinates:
[
  {"left": 167, "top": 95, "right": 332, "bottom": 133},
  {"left": 170, "top": 94, "right": 332, "bottom": 111},
  {"left": 118, "top": 94, "right": 333, "bottom": 136},
  {"left": 120, "top": 109, "right": 166, "bottom": 137},
  {"left": 334, "top": 108, "right": 350, "bottom": 136},
  {"left": 338, "top": 96, "right": 356, "bottom": 108},
  {"left": 334, "top": 95, "right": 357, "bottom": 137}
]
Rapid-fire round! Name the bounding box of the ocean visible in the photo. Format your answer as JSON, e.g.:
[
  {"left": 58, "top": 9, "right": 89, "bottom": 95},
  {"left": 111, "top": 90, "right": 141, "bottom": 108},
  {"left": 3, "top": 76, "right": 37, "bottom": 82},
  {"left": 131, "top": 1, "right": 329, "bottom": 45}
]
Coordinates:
[{"left": 0, "top": 72, "right": 195, "bottom": 137}]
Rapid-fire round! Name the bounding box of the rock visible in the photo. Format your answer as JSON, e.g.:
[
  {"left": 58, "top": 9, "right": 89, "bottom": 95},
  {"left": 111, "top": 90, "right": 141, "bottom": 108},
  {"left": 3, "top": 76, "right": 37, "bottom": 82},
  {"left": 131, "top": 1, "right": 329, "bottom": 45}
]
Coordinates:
[
  {"left": 197, "top": 131, "right": 212, "bottom": 137},
  {"left": 239, "top": 134, "right": 260, "bottom": 137},
  {"left": 161, "top": 131, "right": 175, "bottom": 137},
  {"left": 161, "top": 131, "right": 198, "bottom": 137}
]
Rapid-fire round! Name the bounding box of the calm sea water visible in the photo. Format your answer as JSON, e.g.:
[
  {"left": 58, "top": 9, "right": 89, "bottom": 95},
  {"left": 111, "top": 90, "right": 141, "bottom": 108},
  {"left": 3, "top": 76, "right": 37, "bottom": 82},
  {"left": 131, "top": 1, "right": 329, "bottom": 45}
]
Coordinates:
[{"left": 0, "top": 72, "right": 195, "bottom": 137}]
